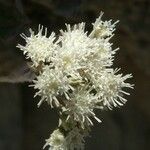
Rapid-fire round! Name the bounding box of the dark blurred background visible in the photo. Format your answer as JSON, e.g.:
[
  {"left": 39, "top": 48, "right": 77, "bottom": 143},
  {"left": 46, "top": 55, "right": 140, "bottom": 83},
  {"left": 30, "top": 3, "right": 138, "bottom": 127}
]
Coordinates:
[{"left": 0, "top": 0, "right": 150, "bottom": 150}]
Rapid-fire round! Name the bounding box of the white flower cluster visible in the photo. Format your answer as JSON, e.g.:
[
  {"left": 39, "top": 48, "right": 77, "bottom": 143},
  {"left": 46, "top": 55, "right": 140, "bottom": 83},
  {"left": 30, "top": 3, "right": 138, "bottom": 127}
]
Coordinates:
[
  {"left": 43, "top": 128, "right": 87, "bottom": 150},
  {"left": 17, "top": 12, "right": 133, "bottom": 150}
]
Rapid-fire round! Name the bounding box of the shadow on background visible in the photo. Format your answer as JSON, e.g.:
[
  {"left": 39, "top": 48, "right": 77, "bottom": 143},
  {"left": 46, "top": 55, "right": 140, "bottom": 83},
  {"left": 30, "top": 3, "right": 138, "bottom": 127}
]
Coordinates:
[{"left": 0, "top": 0, "right": 150, "bottom": 150}]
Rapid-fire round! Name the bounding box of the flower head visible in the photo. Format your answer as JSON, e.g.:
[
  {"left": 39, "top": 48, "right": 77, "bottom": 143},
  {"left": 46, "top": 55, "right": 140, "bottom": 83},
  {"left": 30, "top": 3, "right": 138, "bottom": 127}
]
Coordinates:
[
  {"left": 33, "top": 66, "right": 71, "bottom": 107},
  {"left": 63, "top": 87, "right": 101, "bottom": 127},
  {"left": 92, "top": 69, "right": 133, "bottom": 109},
  {"left": 17, "top": 25, "right": 58, "bottom": 67},
  {"left": 56, "top": 23, "right": 96, "bottom": 71},
  {"left": 89, "top": 12, "right": 119, "bottom": 38},
  {"left": 44, "top": 129, "right": 65, "bottom": 150}
]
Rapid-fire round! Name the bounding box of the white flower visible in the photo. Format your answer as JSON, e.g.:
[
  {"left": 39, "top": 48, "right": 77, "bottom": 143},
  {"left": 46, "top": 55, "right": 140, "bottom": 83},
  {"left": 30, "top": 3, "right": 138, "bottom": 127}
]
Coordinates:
[
  {"left": 63, "top": 87, "right": 101, "bottom": 127},
  {"left": 33, "top": 66, "right": 71, "bottom": 107},
  {"left": 89, "top": 12, "right": 119, "bottom": 38},
  {"left": 92, "top": 69, "right": 133, "bottom": 109},
  {"left": 17, "top": 25, "right": 58, "bottom": 67},
  {"left": 44, "top": 129, "right": 65, "bottom": 150},
  {"left": 81, "top": 38, "right": 118, "bottom": 70},
  {"left": 56, "top": 23, "right": 97, "bottom": 71}
]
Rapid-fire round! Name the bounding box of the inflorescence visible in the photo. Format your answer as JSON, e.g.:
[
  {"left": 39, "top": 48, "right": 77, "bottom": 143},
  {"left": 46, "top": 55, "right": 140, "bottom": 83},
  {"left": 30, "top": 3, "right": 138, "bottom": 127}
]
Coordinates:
[{"left": 17, "top": 12, "right": 133, "bottom": 150}]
